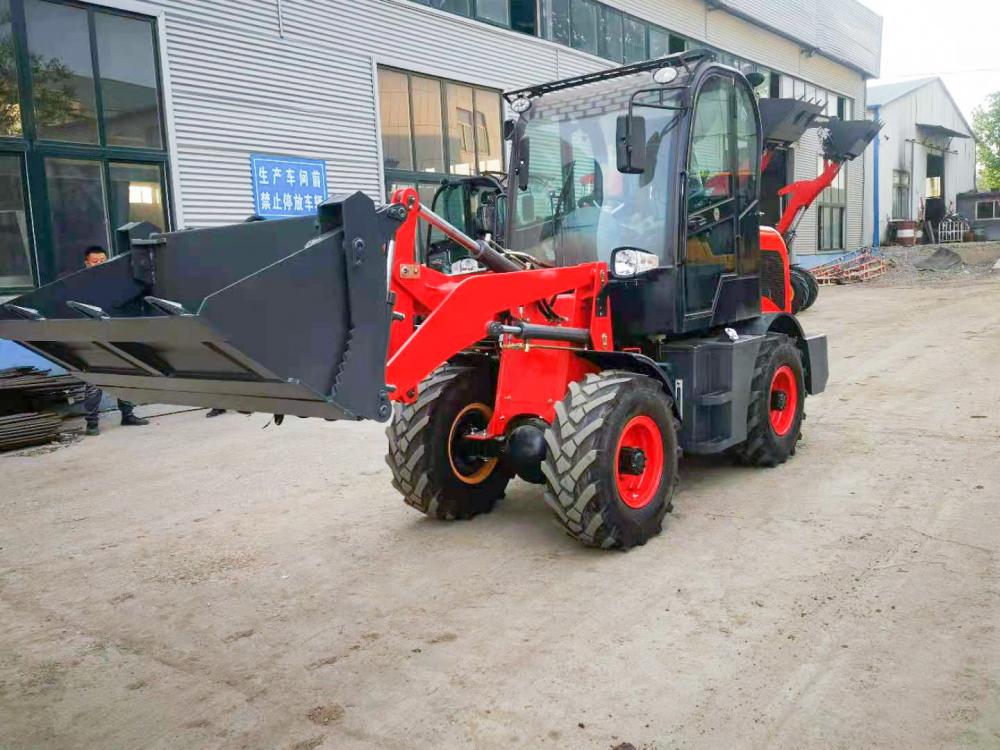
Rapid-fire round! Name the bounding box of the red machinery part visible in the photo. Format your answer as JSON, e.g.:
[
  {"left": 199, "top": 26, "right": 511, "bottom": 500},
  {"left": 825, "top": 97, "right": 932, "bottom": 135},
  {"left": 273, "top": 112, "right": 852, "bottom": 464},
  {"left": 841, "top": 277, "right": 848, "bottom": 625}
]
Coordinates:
[
  {"left": 385, "top": 188, "right": 614, "bottom": 437},
  {"left": 759, "top": 226, "right": 793, "bottom": 314},
  {"left": 775, "top": 160, "right": 843, "bottom": 238}
]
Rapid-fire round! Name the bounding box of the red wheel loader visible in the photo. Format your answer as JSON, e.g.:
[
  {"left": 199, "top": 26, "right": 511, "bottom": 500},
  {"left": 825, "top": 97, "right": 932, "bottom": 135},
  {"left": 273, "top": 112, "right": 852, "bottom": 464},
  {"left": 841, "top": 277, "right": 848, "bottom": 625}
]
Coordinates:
[
  {"left": 0, "top": 50, "right": 831, "bottom": 549},
  {"left": 756, "top": 97, "right": 883, "bottom": 312}
]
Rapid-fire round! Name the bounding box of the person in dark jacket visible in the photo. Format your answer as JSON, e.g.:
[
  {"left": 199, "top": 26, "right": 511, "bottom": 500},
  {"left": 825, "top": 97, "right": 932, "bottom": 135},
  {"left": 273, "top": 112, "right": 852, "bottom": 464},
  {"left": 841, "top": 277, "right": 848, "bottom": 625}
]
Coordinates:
[{"left": 81, "top": 246, "right": 150, "bottom": 436}]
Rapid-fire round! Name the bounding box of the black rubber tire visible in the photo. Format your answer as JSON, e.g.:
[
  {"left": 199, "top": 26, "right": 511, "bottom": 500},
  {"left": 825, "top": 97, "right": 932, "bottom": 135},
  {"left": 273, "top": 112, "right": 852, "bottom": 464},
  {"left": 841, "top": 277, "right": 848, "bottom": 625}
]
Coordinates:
[
  {"left": 541, "top": 372, "right": 679, "bottom": 550},
  {"left": 801, "top": 268, "right": 820, "bottom": 310},
  {"left": 733, "top": 334, "right": 805, "bottom": 467},
  {"left": 386, "top": 365, "right": 509, "bottom": 520},
  {"left": 790, "top": 268, "right": 809, "bottom": 314}
]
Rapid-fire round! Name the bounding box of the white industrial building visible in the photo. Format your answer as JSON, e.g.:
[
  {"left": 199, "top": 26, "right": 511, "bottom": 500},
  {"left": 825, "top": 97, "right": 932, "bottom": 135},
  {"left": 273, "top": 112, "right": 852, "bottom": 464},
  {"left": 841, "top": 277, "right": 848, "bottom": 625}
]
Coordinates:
[
  {"left": 0, "top": 0, "right": 884, "bottom": 304},
  {"left": 863, "top": 77, "right": 977, "bottom": 245}
]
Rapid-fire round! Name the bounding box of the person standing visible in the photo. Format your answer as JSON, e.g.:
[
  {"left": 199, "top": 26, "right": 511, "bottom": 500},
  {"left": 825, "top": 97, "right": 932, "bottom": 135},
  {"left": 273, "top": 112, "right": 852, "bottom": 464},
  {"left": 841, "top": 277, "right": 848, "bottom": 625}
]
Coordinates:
[{"left": 81, "top": 246, "right": 150, "bottom": 436}]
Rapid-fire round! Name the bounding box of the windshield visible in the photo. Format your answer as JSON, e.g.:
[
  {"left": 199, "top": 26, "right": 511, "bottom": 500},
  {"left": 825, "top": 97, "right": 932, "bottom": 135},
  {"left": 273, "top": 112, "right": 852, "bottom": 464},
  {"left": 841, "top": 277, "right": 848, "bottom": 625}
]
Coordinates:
[{"left": 510, "top": 78, "right": 683, "bottom": 267}]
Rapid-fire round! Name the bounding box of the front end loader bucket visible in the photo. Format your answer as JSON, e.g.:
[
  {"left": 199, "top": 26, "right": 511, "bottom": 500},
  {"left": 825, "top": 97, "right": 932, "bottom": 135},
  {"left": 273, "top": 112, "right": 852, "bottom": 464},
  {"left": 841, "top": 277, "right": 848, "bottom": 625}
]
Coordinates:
[
  {"left": 758, "top": 98, "right": 825, "bottom": 147},
  {"left": 821, "top": 118, "right": 884, "bottom": 162},
  {"left": 0, "top": 192, "right": 403, "bottom": 422}
]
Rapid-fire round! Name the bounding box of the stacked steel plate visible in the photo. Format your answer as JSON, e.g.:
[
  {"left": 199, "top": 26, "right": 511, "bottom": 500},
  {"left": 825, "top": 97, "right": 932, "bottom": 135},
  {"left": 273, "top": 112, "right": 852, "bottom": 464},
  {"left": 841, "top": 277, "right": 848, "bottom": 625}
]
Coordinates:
[
  {"left": 0, "top": 367, "right": 84, "bottom": 451},
  {"left": 0, "top": 412, "right": 63, "bottom": 451}
]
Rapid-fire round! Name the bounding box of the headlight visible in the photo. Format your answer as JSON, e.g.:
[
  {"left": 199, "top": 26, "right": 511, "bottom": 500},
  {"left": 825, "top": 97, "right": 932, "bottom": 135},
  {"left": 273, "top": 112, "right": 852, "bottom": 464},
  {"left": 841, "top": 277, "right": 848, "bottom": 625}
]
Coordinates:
[
  {"left": 611, "top": 248, "right": 659, "bottom": 278},
  {"left": 510, "top": 97, "right": 532, "bottom": 114}
]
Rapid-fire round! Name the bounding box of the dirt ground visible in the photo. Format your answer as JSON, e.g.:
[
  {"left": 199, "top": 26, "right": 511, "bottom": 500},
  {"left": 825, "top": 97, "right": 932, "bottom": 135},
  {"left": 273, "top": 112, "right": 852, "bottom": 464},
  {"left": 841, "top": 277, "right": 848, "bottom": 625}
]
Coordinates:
[{"left": 2, "top": 275, "right": 999, "bottom": 750}]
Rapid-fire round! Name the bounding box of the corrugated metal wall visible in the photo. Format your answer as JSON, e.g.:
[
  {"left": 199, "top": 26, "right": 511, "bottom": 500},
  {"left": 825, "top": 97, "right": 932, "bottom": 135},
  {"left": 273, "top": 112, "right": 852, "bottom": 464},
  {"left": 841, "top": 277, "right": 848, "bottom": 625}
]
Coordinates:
[
  {"left": 144, "top": 0, "right": 875, "bottom": 254},
  {"left": 866, "top": 80, "right": 977, "bottom": 242}
]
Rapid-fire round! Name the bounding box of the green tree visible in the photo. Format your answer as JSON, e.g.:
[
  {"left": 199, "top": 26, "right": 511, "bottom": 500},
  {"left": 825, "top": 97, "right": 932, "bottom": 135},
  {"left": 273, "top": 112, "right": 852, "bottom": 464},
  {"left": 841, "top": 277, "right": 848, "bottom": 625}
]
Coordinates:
[{"left": 973, "top": 92, "right": 1000, "bottom": 191}]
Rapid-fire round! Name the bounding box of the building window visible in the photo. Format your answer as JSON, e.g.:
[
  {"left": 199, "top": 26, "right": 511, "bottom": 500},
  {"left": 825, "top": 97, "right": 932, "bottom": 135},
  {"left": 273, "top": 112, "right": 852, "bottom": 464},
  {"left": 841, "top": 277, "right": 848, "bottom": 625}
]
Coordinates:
[
  {"left": 475, "top": 0, "right": 509, "bottom": 25},
  {"left": 597, "top": 4, "right": 622, "bottom": 62},
  {"left": 648, "top": 25, "right": 669, "bottom": 58},
  {"left": 976, "top": 199, "right": 1000, "bottom": 220},
  {"left": 817, "top": 156, "right": 846, "bottom": 250},
  {"left": 568, "top": 0, "right": 598, "bottom": 55},
  {"left": 378, "top": 67, "right": 503, "bottom": 200},
  {"left": 0, "top": 153, "right": 31, "bottom": 288},
  {"left": 0, "top": 0, "right": 171, "bottom": 293},
  {"left": 892, "top": 170, "right": 910, "bottom": 219},
  {"left": 415, "top": 0, "right": 537, "bottom": 30},
  {"left": 769, "top": 72, "right": 780, "bottom": 98},
  {"left": 837, "top": 96, "right": 851, "bottom": 120},
  {"left": 621, "top": 14, "right": 646, "bottom": 63}
]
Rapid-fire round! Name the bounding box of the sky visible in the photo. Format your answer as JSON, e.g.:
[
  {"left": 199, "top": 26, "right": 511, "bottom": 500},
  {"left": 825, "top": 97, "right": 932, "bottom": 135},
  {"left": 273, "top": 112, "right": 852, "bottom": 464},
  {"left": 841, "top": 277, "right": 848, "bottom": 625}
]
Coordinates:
[{"left": 860, "top": 0, "right": 999, "bottom": 124}]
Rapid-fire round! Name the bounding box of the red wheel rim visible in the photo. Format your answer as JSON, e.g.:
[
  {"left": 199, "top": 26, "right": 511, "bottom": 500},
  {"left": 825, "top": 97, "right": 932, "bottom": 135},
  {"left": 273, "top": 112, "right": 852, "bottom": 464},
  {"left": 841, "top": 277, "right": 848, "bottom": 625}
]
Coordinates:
[
  {"left": 769, "top": 365, "right": 798, "bottom": 436},
  {"left": 614, "top": 416, "right": 665, "bottom": 509}
]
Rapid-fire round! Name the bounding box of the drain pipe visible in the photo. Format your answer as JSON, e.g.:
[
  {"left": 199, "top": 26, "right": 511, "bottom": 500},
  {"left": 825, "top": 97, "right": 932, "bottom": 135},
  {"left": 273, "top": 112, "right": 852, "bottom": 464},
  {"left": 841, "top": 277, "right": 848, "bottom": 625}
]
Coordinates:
[{"left": 872, "top": 104, "right": 880, "bottom": 247}]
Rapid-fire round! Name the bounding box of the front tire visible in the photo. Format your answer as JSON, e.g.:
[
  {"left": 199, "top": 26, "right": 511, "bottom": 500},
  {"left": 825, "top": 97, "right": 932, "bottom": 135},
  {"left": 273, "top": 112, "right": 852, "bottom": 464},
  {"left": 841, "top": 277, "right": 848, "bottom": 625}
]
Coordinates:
[
  {"left": 386, "top": 365, "right": 510, "bottom": 520},
  {"left": 733, "top": 334, "right": 805, "bottom": 467},
  {"left": 542, "top": 372, "right": 679, "bottom": 550}
]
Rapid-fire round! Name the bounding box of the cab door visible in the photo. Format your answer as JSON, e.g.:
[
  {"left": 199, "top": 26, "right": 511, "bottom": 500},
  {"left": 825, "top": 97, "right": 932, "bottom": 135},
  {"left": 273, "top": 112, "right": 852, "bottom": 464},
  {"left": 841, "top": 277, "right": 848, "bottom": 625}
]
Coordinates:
[{"left": 682, "top": 73, "right": 760, "bottom": 322}]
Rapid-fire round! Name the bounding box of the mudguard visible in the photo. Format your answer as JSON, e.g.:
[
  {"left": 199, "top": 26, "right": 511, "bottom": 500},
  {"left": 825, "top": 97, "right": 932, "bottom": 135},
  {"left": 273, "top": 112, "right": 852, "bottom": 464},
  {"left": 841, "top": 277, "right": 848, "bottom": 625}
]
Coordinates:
[{"left": 735, "top": 313, "right": 828, "bottom": 395}]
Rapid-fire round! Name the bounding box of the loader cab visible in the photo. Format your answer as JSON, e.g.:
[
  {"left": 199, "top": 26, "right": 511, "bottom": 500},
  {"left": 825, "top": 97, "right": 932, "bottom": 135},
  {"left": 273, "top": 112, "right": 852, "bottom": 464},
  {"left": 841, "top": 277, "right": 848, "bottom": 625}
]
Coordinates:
[
  {"left": 424, "top": 175, "right": 505, "bottom": 274},
  {"left": 505, "top": 51, "right": 763, "bottom": 342}
]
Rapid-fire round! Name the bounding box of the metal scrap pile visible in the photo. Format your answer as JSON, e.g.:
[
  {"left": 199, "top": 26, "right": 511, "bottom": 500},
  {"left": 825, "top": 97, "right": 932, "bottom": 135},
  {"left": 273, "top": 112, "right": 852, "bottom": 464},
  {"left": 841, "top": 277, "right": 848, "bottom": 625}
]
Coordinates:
[
  {"left": 811, "top": 249, "right": 887, "bottom": 285},
  {"left": 0, "top": 367, "right": 85, "bottom": 451}
]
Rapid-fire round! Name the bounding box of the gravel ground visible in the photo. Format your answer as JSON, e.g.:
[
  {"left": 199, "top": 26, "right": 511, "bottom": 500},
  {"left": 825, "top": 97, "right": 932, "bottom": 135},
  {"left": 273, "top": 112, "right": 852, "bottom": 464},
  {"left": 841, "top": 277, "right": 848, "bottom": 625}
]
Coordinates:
[
  {"left": 874, "top": 242, "right": 1000, "bottom": 286},
  {"left": 1, "top": 275, "right": 999, "bottom": 749}
]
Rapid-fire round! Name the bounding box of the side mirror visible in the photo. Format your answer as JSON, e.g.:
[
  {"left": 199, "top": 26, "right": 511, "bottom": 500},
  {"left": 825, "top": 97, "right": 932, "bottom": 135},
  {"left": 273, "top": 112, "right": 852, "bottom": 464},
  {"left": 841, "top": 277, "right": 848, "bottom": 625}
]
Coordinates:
[
  {"left": 616, "top": 114, "right": 647, "bottom": 174},
  {"left": 517, "top": 137, "right": 530, "bottom": 191},
  {"left": 745, "top": 71, "right": 766, "bottom": 88},
  {"left": 503, "top": 119, "right": 515, "bottom": 141}
]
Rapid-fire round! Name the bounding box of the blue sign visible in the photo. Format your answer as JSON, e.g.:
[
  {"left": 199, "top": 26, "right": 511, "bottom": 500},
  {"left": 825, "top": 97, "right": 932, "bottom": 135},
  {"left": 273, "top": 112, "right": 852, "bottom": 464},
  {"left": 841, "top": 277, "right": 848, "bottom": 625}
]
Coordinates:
[{"left": 250, "top": 153, "right": 328, "bottom": 219}]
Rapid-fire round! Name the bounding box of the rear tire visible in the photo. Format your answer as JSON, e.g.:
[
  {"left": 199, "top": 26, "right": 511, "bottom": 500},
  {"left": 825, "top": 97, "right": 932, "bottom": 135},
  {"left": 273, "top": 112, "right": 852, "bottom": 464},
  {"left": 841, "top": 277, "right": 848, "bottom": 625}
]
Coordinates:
[
  {"left": 790, "top": 268, "right": 809, "bottom": 314},
  {"left": 733, "top": 334, "right": 805, "bottom": 467},
  {"left": 790, "top": 265, "right": 819, "bottom": 312},
  {"left": 802, "top": 268, "right": 819, "bottom": 310},
  {"left": 542, "top": 372, "right": 679, "bottom": 550},
  {"left": 386, "top": 365, "right": 510, "bottom": 520}
]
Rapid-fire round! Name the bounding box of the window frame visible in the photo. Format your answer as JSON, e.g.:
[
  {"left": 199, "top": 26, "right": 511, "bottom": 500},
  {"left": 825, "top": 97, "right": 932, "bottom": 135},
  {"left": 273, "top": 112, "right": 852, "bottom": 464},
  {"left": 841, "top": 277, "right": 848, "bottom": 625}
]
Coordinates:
[
  {"left": 378, "top": 66, "right": 505, "bottom": 200},
  {"left": 892, "top": 169, "right": 910, "bottom": 220},
  {"left": 815, "top": 154, "right": 847, "bottom": 251},
  {"left": 0, "top": 151, "right": 38, "bottom": 292},
  {"left": 975, "top": 199, "right": 1000, "bottom": 221},
  {"left": 0, "top": 0, "right": 172, "bottom": 292}
]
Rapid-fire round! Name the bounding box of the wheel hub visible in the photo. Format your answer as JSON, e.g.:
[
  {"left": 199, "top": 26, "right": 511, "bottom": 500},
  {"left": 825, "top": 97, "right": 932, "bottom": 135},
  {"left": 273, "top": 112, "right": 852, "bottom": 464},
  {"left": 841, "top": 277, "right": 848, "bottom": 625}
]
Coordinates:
[
  {"left": 614, "top": 415, "right": 665, "bottom": 509},
  {"left": 618, "top": 446, "right": 647, "bottom": 475},
  {"left": 768, "top": 365, "right": 799, "bottom": 436},
  {"left": 448, "top": 403, "right": 498, "bottom": 485}
]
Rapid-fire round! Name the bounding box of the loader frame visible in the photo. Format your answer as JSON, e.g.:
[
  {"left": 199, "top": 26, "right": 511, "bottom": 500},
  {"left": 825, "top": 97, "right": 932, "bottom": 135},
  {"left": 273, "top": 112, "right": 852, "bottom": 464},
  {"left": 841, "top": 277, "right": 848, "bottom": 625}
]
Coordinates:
[{"left": 385, "top": 187, "right": 616, "bottom": 436}]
